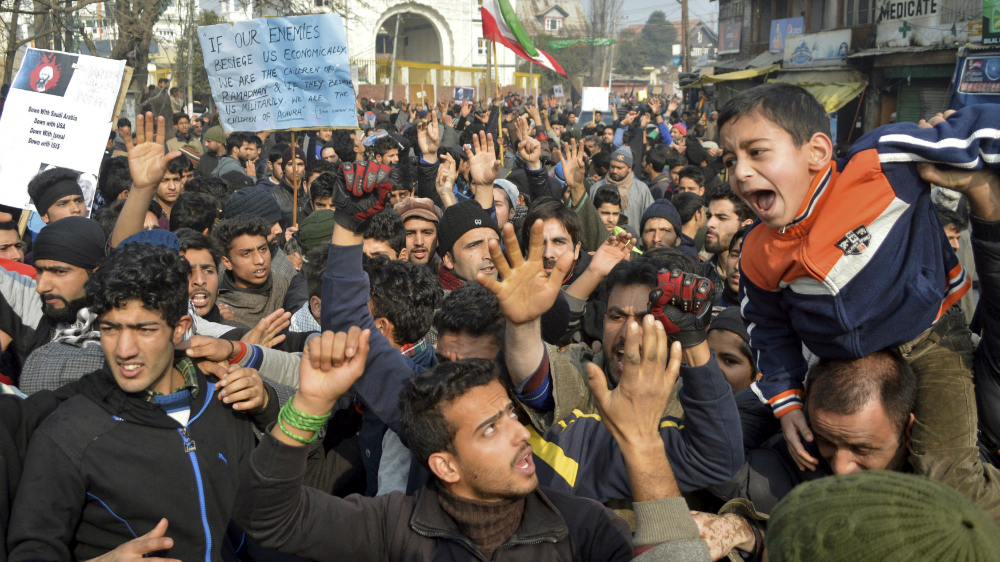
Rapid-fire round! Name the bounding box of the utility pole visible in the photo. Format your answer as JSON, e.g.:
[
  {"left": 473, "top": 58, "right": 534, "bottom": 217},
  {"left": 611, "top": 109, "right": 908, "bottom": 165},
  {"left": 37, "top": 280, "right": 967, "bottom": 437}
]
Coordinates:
[
  {"left": 186, "top": 0, "right": 195, "bottom": 110},
  {"left": 387, "top": 15, "right": 402, "bottom": 101},
  {"left": 681, "top": 0, "right": 689, "bottom": 73},
  {"left": 486, "top": 40, "right": 493, "bottom": 100}
]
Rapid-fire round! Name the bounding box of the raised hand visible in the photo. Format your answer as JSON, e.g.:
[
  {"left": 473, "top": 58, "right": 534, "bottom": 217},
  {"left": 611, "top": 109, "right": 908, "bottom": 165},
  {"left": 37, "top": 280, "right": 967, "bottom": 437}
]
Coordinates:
[
  {"left": 295, "top": 327, "right": 371, "bottom": 415},
  {"left": 464, "top": 130, "right": 500, "bottom": 186},
  {"left": 461, "top": 100, "right": 473, "bottom": 118},
  {"left": 435, "top": 153, "right": 459, "bottom": 208},
  {"left": 640, "top": 113, "right": 651, "bottom": 128},
  {"left": 621, "top": 110, "right": 638, "bottom": 127},
  {"left": 781, "top": 409, "right": 819, "bottom": 472},
  {"left": 241, "top": 308, "right": 291, "bottom": 348},
  {"left": 417, "top": 111, "right": 440, "bottom": 160},
  {"left": 126, "top": 112, "right": 181, "bottom": 191},
  {"left": 477, "top": 220, "right": 574, "bottom": 325},
  {"left": 586, "top": 314, "right": 682, "bottom": 448},
  {"left": 649, "top": 98, "right": 661, "bottom": 116},
  {"left": 667, "top": 98, "right": 679, "bottom": 114},
  {"left": 515, "top": 116, "right": 541, "bottom": 169},
  {"left": 588, "top": 231, "right": 635, "bottom": 277}
]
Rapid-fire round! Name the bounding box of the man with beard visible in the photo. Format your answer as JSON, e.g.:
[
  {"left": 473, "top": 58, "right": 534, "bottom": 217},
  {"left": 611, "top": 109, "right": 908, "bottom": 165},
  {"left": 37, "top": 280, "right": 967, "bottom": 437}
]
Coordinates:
[
  {"left": 0, "top": 216, "right": 106, "bottom": 372},
  {"left": 211, "top": 131, "right": 251, "bottom": 181},
  {"left": 701, "top": 185, "right": 754, "bottom": 290},
  {"left": 396, "top": 197, "right": 443, "bottom": 270},
  {"left": 199, "top": 126, "right": 226, "bottom": 178},
  {"left": 589, "top": 146, "right": 654, "bottom": 229}
]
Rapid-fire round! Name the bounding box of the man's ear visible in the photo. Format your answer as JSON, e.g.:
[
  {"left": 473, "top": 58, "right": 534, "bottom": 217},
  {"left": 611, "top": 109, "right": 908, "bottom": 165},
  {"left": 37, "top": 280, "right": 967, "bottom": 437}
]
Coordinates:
[
  {"left": 574, "top": 241, "right": 581, "bottom": 262},
  {"left": 903, "top": 412, "right": 916, "bottom": 447},
  {"left": 807, "top": 132, "right": 835, "bottom": 172},
  {"left": 40, "top": 213, "right": 50, "bottom": 224},
  {"left": 220, "top": 255, "right": 232, "bottom": 271},
  {"left": 442, "top": 251, "right": 455, "bottom": 270},
  {"left": 172, "top": 315, "right": 193, "bottom": 344},
  {"left": 427, "top": 451, "right": 461, "bottom": 484},
  {"left": 741, "top": 218, "right": 754, "bottom": 227},
  {"left": 309, "top": 295, "right": 321, "bottom": 321},
  {"left": 117, "top": 190, "right": 130, "bottom": 200},
  {"left": 374, "top": 316, "right": 395, "bottom": 344},
  {"left": 397, "top": 247, "right": 409, "bottom": 261}
]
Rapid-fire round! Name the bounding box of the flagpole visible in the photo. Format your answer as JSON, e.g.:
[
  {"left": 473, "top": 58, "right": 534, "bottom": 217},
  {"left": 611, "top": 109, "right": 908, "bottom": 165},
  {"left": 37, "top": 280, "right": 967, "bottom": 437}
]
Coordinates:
[{"left": 493, "top": 39, "right": 504, "bottom": 168}]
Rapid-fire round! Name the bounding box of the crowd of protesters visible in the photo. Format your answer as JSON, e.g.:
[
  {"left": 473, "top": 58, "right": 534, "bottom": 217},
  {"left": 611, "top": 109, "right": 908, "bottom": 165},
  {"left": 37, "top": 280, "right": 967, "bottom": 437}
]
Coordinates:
[{"left": 0, "top": 79, "right": 999, "bottom": 562}]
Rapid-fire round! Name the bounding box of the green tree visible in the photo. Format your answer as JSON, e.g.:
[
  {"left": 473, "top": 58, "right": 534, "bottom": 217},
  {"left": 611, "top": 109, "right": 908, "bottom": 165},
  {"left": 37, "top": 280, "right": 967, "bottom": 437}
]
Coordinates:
[{"left": 639, "top": 11, "right": 676, "bottom": 69}]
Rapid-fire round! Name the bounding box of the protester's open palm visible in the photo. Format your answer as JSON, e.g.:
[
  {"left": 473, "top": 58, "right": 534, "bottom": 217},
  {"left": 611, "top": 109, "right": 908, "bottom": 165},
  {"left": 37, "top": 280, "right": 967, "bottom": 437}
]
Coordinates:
[
  {"left": 126, "top": 112, "right": 181, "bottom": 191},
  {"left": 562, "top": 138, "right": 586, "bottom": 187},
  {"left": 417, "top": 111, "right": 440, "bottom": 155},
  {"left": 586, "top": 315, "right": 682, "bottom": 445},
  {"left": 478, "top": 221, "right": 573, "bottom": 326},
  {"left": 297, "top": 328, "right": 370, "bottom": 411},
  {"left": 515, "top": 116, "right": 541, "bottom": 166},
  {"left": 589, "top": 232, "right": 635, "bottom": 276},
  {"left": 465, "top": 130, "right": 500, "bottom": 185}
]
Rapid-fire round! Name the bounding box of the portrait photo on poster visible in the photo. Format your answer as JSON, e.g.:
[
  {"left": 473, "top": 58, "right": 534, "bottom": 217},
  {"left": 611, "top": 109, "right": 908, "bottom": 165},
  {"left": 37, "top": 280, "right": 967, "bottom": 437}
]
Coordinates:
[{"left": 12, "top": 50, "right": 79, "bottom": 97}]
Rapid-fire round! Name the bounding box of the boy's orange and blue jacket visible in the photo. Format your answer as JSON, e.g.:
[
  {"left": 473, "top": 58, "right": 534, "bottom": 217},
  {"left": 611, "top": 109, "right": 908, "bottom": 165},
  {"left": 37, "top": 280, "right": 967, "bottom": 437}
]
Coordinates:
[{"left": 739, "top": 105, "right": 997, "bottom": 417}]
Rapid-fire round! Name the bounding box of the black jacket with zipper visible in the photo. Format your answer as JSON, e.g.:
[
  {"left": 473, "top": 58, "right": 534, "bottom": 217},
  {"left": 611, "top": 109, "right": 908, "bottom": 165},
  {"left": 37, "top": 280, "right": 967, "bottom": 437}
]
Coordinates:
[
  {"left": 234, "top": 431, "right": 633, "bottom": 562},
  {"left": 7, "top": 365, "right": 278, "bottom": 562}
]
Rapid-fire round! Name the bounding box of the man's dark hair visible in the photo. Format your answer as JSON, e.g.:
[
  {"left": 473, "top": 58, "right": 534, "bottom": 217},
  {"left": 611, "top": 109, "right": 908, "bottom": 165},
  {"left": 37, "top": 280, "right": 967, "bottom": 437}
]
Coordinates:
[
  {"left": 98, "top": 157, "right": 132, "bottom": 202},
  {"left": 399, "top": 358, "right": 502, "bottom": 469},
  {"left": 388, "top": 156, "right": 414, "bottom": 192},
  {"left": 363, "top": 210, "right": 406, "bottom": 254},
  {"left": 86, "top": 243, "right": 191, "bottom": 328},
  {"left": 644, "top": 146, "right": 670, "bottom": 173},
  {"left": 718, "top": 83, "right": 830, "bottom": 147},
  {"left": 522, "top": 199, "right": 583, "bottom": 250},
  {"left": 169, "top": 86, "right": 179, "bottom": 94},
  {"left": 373, "top": 135, "right": 400, "bottom": 158},
  {"left": 166, "top": 154, "right": 192, "bottom": 175},
  {"left": 937, "top": 206, "right": 969, "bottom": 232},
  {"left": 302, "top": 245, "right": 329, "bottom": 299},
  {"left": 804, "top": 349, "right": 917, "bottom": 436},
  {"left": 665, "top": 149, "right": 687, "bottom": 170},
  {"left": 729, "top": 224, "right": 750, "bottom": 252},
  {"left": 212, "top": 215, "right": 271, "bottom": 255},
  {"left": 225, "top": 132, "right": 246, "bottom": 156},
  {"left": 268, "top": 145, "right": 286, "bottom": 166},
  {"left": 672, "top": 192, "right": 705, "bottom": 224},
  {"left": 306, "top": 159, "right": 338, "bottom": 179},
  {"left": 677, "top": 165, "right": 705, "bottom": 188},
  {"left": 0, "top": 221, "right": 16, "bottom": 232},
  {"left": 705, "top": 184, "right": 755, "bottom": 223},
  {"left": 310, "top": 172, "right": 338, "bottom": 203},
  {"left": 176, "top": 228, "right": 222, "bottom": 267},
  {"left": 591, "top": 151, "right": 611, "bottom": 173},
  {"left": 28, "top": 167, "right": 80, "bottom": 211},
  {"left": 169, "top": 193, "right": 219, "bottom": 233},
  {"left": 117, "top": 117, "right": 131, "bottom": 129},
  {"left": 172, "top": 112, "right": 189, "bottom": 126},
  {"left": 331, "top": 130, "right": 357, "bottom": 162},
  {"left": 247, "top": 134, "right": 263, "bottom": 149},
  {"left": 593, "top": 188, "right": 622, "bottom": 209},
  {"left": 606, "top": 253, "right": 700, "bottom": 297},
  {"left": 183, "top": 177, "right": 230, "bottom": 212},
  {"left": 433, "top": 282, "right": 504, "bottom": 348},
  {"left": 364, "top": 256, "right": 443, "bottom": 346}
]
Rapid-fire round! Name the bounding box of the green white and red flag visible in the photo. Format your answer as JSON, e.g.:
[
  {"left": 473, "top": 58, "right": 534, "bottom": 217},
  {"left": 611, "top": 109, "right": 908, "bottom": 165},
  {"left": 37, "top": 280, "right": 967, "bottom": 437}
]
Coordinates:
[{"left": 481, "top": 0, "right": 567, "bottom": 77}]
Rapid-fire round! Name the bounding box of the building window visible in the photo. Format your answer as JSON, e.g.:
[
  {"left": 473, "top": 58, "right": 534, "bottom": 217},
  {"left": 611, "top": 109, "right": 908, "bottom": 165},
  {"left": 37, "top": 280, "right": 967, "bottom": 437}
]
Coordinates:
[
  {"left": 845, "top": 0, "right": 872, "bottom": 26},
  {"left": 478, "top": 38, "right": 486, "bottom": 55},
  {"left": 545, "top": 17, "right": 563, "bottom": 31}
]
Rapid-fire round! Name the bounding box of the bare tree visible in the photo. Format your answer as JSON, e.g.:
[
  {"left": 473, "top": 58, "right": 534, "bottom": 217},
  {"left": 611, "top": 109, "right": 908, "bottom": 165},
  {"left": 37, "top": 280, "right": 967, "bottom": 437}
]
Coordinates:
[
  {"left": 0, "top": 0, "right": 104, "bottom": 81},
  {"left": 587, "top": 0, "right": 624, "bottom": 87}
]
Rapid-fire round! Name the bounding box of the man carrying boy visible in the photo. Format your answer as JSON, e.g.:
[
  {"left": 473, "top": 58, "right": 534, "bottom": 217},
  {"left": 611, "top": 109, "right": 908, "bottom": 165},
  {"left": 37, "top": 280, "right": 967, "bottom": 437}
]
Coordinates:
[{"left": 720, "top": 83, "right": 982, "bottom": 471}]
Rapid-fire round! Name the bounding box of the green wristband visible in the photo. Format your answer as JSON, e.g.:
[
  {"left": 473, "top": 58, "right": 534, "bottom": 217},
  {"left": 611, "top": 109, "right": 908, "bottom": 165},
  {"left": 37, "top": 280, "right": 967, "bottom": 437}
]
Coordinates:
[
  {"left": 277, "top": 417, "right": 315, "bottom": 444},
  {"left": 280, "top": 400, "right": 332, "bottom": 434}
]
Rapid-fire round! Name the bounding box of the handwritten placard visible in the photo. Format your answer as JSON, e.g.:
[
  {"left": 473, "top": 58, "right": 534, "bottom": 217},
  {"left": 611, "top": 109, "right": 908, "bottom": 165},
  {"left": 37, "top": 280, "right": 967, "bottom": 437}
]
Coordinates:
[{"left": 198, "top": 13, "right": 357, "bottom": 132}]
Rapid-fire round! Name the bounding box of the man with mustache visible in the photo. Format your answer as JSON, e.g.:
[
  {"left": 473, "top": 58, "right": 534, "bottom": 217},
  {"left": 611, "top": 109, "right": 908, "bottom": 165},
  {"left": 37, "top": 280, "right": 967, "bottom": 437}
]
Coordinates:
[
  {"left": 434, "top": 199, "right": 500, "bottom": 293},
  {"left": 0, "top": 216, "right": 107, "bottom": 373},
  {"left": 396, "top": 197, "right": 443, "bottom": 270}
]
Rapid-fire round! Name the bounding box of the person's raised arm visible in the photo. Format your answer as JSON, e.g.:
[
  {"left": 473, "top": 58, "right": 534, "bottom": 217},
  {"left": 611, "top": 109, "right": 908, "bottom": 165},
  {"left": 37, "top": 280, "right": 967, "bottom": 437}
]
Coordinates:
[
  {"left": 110, "top": 112, "right": 181, "bottom": 247},
  {"left": 562, "top": 138, "right": 588, "bottom": 207},
  {"left": 478, "top": 220, "right": 573, "bottom": 387},
  {"left": 435, "top": 153, "right": 460, "bottom": 209}
]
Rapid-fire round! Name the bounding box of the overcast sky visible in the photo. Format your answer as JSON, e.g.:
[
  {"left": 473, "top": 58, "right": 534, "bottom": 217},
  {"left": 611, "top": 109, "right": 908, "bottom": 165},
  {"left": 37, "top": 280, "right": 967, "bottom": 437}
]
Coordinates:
[{"left": 585, "top": 0, "right": 718, "bottom": 32}]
